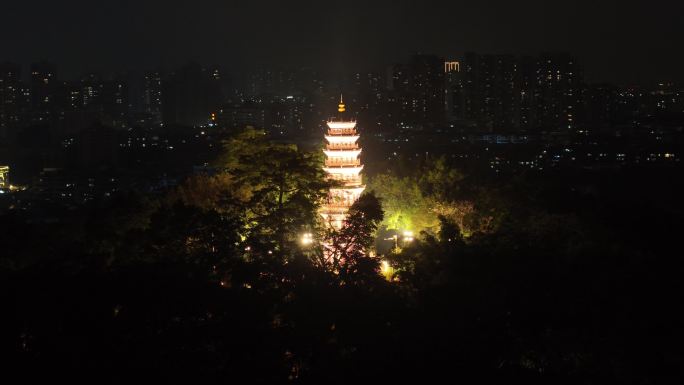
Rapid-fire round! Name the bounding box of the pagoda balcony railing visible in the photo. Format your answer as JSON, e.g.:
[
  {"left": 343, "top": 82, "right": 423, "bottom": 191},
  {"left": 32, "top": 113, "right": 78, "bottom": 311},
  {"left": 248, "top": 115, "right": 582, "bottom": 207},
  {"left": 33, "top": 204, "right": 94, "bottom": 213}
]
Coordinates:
[
  {"left": 325, "top": 159, "right": 361, "bottom": 167},
  {"left": 327, "top": 144, "right": 359, "bottom": 150},
  {"left": 321, "top": 205, "right": 351, "bottom": 213},
  {"left": 328, "top": 128, "right": 357, "bottom": 135},
  {"left": 323, "top": 203, "right": 354, "bottom": 210},
  {"left": 328, "top": 177, "right": 363, "bottom": 185}
]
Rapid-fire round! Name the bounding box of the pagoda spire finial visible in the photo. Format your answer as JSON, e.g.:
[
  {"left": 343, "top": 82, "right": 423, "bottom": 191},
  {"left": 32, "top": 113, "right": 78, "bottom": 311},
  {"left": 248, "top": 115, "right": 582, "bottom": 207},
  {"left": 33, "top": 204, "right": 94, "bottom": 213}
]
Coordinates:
[{"left": 338, "top": 94, "right": 346, "bottom": 113}]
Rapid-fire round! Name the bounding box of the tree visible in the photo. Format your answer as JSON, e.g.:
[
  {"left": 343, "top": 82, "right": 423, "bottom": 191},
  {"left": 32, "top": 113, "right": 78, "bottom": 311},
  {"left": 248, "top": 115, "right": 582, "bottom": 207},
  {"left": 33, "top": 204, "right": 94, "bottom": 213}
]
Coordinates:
[
  {"left": 167, "top": 172, "right": 242, "bottom": 215},
  {"left": 316, "top": 193, "right": 385, "bottom": 285},
  {"left": 418, "top": 155, "right": 465, "bottom": 202},
  {"left": 367, "top": 173, "right": 437, "bottom": 233},
  {"left": 169, "top": 127, "right": 331, "bottom": 261},
  {"left": 368, "top": 157, "right": 499, "bottom": 240},
  {"left": 112, "top": 203, "right": 242, "bottom": 270},
  {"left": 231, "top": 140, "right": 330, "bottom": 258}
]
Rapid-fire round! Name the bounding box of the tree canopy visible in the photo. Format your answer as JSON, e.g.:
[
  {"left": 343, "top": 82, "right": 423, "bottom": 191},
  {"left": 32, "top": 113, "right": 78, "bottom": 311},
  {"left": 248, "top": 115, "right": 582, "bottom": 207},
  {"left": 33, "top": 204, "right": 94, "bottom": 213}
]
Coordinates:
[{"left": 2, "top": 134, "right": 682, "bottom": 384}]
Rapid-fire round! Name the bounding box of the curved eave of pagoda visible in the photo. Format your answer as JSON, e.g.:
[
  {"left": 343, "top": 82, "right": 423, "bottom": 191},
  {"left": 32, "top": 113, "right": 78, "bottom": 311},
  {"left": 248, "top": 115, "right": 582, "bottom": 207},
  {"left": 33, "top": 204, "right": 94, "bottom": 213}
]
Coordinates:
[
  {"left": 323, "top": 149, "right": 362, "bottom": 158},
  {"left": 323, "top": 165, "right": 364, "bottom": 175},
  {"left": 329, "top": 179, "right": 365, "bottom": 187},
  {"left": 329, "top": 186, "right": 366, "bottom": 194},
  {"left": 325, "top": 135, "right": 360, "bottom": 144},
  {"left": 326, "top": 121, "right": 357, "bottom": 130}
]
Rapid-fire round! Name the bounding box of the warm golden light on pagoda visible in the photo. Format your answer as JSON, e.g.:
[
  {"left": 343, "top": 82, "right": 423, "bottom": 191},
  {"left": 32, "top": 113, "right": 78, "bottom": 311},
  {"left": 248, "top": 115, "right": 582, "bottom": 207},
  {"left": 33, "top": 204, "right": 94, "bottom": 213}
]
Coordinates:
[
  {"left": 320, "top": 97, "right": 365, "bottom": 229},
  {"left": 337, "top": 94, "right": 346, "bottom": 113}
]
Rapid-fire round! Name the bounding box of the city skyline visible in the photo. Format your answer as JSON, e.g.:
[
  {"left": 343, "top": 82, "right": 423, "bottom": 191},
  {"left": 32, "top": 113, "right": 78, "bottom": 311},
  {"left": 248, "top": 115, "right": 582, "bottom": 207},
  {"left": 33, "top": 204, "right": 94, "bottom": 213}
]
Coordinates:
[
  {"left": 2, "top": 3, "right": 683, "bottom": 382},
  {"left": 2, "top": 0, "right": 682, "bottom": 84}
]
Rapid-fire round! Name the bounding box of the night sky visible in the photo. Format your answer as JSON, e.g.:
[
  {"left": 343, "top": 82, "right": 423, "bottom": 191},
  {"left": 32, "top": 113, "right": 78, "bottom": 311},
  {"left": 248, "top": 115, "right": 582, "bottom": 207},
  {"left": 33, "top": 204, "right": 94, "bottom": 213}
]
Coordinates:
[{"left": 3, "top": 0, "right": 682, "bottom": 84}]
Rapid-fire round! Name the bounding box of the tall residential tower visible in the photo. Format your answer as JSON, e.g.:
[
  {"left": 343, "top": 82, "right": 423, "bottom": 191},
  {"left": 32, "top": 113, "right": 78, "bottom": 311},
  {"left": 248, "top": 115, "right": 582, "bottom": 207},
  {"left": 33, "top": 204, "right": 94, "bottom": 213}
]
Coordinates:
[{"left": 0, "top": 166, "right": 9, "bottom": 190}]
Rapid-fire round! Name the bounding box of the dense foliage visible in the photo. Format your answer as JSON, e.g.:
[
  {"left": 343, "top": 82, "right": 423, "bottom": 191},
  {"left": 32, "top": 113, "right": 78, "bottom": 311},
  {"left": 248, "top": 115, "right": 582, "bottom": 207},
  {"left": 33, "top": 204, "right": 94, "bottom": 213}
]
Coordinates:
[{"left": 2, "top": 131, "right": 683, "bottom": 384}]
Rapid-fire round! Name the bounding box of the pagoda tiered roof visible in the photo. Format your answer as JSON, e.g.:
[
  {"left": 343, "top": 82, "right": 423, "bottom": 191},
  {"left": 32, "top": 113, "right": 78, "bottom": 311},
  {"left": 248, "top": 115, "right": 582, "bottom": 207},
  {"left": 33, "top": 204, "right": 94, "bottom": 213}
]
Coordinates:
[{"left": 320, "top": 96, "right": 366, "bottom": 230}]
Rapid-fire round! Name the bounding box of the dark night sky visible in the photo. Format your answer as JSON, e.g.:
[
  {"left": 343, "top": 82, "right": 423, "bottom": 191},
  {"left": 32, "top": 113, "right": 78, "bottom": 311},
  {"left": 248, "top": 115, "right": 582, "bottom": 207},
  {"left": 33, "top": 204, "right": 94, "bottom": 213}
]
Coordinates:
[{"left": 2, "top": 0, "right": 682, "bottom": 84}]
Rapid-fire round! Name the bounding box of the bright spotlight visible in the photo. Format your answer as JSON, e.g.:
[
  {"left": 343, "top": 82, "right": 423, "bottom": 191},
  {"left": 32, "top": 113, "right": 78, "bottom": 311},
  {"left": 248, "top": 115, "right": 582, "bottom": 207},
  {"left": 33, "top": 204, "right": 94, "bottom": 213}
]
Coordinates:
[
  {"left": 301, "top": 233, "right": 314, "bottom": 246},
  {"left": 380, "top": 260, "right": 395, "bottom": 281},
  {"left": 402, "top": 230, "right": 414, "bottom": 243}
]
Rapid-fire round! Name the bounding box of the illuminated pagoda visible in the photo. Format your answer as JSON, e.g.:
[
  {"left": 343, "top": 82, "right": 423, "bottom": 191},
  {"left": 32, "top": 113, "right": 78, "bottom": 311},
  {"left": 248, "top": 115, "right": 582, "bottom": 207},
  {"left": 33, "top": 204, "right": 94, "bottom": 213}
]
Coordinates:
[{"left": 320, "top": 96, "right": 365, "bottom": 229}]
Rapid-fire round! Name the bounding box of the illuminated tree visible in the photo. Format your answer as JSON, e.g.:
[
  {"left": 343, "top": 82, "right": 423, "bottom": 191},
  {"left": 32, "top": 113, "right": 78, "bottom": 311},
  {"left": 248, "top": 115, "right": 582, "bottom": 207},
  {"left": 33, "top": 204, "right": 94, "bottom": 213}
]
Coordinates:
[
  {"left": 232, "top": 141, "right": 330, "bottom": 258},
  {"left": 316, "top": 193, "right": 384, "bottom": 285},
  {"left": 368, "top": 156, "right": 498, "bottom": 239},
  {"left": 169, "top": 127, "right": 331, "bottom": 260},
  {"left": 367, "top": 173, "right": 436, "bottom": 233}
]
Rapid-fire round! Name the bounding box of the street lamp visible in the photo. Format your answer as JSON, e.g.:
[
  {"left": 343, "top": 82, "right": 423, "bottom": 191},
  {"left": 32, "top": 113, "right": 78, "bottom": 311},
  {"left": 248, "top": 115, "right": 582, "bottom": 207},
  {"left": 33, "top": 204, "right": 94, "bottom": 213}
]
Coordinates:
[
  {"left": 402, "top": 230, "right": 414, "bottom": 243},
  {"left": 384, "top": 234, "right": 399, "bottom": 249},
  {"left": 301, "top": 233, "right": 314, "bottom": 246},
  {"left": 380, "top": 260, "right": 395, "bottom": 281}
]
